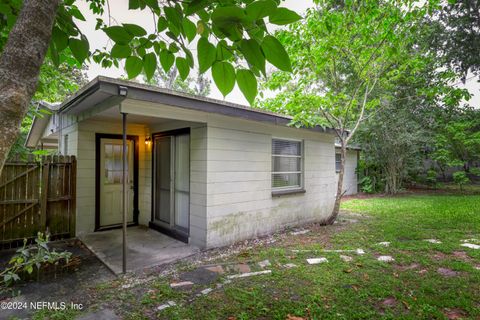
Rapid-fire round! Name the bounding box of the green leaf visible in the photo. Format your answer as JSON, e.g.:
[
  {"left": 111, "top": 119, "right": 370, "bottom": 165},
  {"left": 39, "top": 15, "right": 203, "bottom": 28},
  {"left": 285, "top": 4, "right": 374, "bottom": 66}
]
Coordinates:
[
  {"left": 143, "top": 53, "right": 157, "bottom": 80},
  {"left": 212, "top": 61, "right": 235, "bottom": 96},
  {"left": 176, "top": 57, "right": 190, "bottom": 80},
  {"left": 125, "top": 56, "right": 143, "bottom": 78},
  {"left": 69, "top": 37, "right": 89, "bottom": 63},
  {"left": 164, "top": 6, "right": 183, "bottom": 33},
  {"left": 211, "top": 6, "right": 248, "bottom": 41},
  {"left": 157, "top": 17, "right": 168, "bottom": 32},
  {"left": 129, "top": 0, "right": 140, "bottom": 9},
  {"left": 216, "top": 40, "right": 232, "bottom": 61},
  {"left": 144, "top": 0, "right": 159, "bottom": 10},
  {"left": 246, "top": 0, "right": 276, "bottom": 20},
  {"left": 103, "top": 26, "right": 133, "bottom": 45},
  {"left": 160, "top": 50, "right": 175, "bottom": 72},
  {"left": 269, "top": 7, "right": 302, "bottom": 25},
  {"left": 236, "top": 69, "right": 257, "bottom": 105},
  {"left": 240, "top": 39, "right": 265, "bottom": 75},
  {"left": 211, "top": 6, "right": 247, "bottom": 28},
  {"left": 182, "top": 18, "right": 197, "bottom": 43},
  {"left": 184, "top": 0, "right": 210, "bottom": 15},
  {"left": 197, "top": 37, "right": 216, "bottom": 73},
  {"left": 52, "top": 27, "right": 69, "bottom": 51},
  {"left": 123, "top": 23, "right": 147, "bottom": 37},
  {"left": 261, "top": 35, "right": 292, "bottom": 72},
  {"left": 111, "top": 44, "right": 132, "bottom": 58}
]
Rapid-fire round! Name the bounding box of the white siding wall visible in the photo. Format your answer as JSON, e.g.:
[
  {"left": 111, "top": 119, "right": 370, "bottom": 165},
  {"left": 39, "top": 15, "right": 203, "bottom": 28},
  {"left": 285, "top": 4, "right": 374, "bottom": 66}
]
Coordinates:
[
  {"left": 204, "top": 117, "right": 336, "bottom": 248},
  {"left": 336, "top": 149, "right": 358, "bottom": 196}
]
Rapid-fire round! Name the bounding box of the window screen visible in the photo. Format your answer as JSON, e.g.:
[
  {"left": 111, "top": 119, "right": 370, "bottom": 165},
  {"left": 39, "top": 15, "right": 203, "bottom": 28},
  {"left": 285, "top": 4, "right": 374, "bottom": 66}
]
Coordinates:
[
  {"left": 335, "top": 153, "right": 341, "bottom": 173},
  {"left": 272, "top": 139, "right": 303, "bottom": 189}
]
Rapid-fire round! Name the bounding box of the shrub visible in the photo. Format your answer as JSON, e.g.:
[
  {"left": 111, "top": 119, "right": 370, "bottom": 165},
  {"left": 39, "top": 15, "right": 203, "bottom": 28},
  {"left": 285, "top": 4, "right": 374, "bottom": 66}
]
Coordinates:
[
  {"left": 452, "top": 171, "right": 470, "bottom": 191},
  {"left": 426, "top": 169, "right": 438, "bottom": 188}
]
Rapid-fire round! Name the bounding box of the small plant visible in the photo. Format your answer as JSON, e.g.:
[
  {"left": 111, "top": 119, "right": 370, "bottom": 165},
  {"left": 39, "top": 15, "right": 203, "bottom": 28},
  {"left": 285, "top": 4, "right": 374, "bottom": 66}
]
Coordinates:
[
  {"left": 0, "top": 232, "right": 71, "bottom": 287},
  {"left": 426, "top": 169, "right": 438, "bottom": 188},
  {"left": 452, "top": 171, "right": 470, "bottom": 191},
  {"left": 359, "top": 176, "right": 374, "bottom": 193},
  {"left": 470, "top": 167, "right": 480, "bottom": 176}
]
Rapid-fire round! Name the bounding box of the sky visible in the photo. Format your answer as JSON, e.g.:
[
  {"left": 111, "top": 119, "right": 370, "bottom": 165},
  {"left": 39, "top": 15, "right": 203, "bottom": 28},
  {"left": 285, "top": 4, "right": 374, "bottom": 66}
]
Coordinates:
[
  {"left": 76, "top": 0, "right": 478, "bottom": 108},
  {"left": 76, "top": 0, "right": 314, "bottom": 106}
]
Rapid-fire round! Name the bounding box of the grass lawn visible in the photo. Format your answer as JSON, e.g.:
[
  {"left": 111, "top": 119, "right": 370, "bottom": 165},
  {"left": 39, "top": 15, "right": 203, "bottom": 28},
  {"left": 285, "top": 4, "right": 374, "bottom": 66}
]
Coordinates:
[{"left": 34, "top": 193, "right": 480, "bottom": 320}]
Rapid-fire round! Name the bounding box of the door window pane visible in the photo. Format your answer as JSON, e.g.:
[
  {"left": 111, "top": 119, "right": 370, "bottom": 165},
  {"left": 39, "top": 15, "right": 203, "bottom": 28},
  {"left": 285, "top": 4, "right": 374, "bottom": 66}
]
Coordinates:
[{"left": 104, "top": 143, "right": 128, "bottom": 184}]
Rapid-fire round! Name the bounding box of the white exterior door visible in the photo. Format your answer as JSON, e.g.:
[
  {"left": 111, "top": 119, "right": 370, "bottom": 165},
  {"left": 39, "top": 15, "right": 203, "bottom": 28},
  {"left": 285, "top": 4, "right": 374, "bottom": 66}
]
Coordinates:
[{"left": 99, "top": 138, "right": 134, "bottom": 227}]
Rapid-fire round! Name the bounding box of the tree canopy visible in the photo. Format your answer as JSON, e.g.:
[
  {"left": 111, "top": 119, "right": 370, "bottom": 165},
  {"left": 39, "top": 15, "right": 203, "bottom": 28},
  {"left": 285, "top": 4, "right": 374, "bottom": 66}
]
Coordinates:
[{"left": 1, "top": 0, "right": 301, "bottom": 102}]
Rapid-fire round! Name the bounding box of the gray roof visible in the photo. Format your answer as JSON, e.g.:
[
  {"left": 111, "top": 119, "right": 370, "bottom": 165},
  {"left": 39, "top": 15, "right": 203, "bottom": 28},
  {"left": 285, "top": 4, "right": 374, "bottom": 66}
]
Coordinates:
[{"left": 59, "top": 76, "right": 336, "bottom": 134}]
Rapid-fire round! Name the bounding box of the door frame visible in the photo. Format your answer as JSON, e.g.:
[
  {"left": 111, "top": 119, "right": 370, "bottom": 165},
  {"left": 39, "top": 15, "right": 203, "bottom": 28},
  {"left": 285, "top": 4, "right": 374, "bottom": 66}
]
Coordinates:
[
  {"left": 95, "top": 133, "right": 139, "bottom": 231},
  {"left": 149, "top": 127, "right": 190, "bottom": 243}
]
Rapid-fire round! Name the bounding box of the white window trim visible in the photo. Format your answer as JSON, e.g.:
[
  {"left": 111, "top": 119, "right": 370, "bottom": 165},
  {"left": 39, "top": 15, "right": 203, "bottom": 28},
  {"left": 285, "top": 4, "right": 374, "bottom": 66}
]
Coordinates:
[{"left": 271, "top": 138, "right": 305, "bottom": 193}]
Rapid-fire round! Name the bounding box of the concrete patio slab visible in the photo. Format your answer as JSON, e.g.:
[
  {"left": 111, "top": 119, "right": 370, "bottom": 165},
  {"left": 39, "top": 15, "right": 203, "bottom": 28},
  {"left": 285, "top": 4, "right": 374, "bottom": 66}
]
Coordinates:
[{"left": 80, "top": 226, "right": 199, "bottom": 274}]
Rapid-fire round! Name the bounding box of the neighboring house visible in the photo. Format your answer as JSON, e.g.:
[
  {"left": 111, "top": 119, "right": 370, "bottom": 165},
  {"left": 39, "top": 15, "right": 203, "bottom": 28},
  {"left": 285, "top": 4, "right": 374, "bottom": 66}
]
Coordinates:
[
  {"left": 334, "top": 144, "right": 360, "bottom": 196},
  {"left": 26, "top": 76, "right": 343, "bottom": 249}
]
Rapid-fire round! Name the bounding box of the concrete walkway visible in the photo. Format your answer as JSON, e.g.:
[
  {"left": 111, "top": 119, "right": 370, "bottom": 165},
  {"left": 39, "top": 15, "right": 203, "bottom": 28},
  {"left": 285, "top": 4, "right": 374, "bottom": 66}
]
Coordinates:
[{"left": 80, "top": 226, "right": 199, "bottom": 274}]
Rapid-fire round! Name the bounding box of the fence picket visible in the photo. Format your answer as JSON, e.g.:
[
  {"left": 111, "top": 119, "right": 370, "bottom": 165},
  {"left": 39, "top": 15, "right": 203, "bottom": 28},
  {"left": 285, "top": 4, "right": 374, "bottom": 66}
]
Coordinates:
[{"left": 0, "top": 156, "right": 76, "bottom": 249}]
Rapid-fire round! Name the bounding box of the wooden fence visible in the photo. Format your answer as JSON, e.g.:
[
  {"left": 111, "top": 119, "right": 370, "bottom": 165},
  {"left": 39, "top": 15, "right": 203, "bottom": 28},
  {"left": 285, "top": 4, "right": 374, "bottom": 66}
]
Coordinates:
[{"left": 0, "top": 155, "right": 76, "bottom": 249}]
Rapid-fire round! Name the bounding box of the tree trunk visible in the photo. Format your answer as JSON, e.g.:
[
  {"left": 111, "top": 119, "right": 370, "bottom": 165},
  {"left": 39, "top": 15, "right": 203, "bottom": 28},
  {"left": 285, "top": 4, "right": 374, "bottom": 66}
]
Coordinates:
[
  {"left": 324, "top": 144, "right": 346, "bottom": 225},
  {"left": 0, "top": 0, "right": 59, "bottom": 174}
]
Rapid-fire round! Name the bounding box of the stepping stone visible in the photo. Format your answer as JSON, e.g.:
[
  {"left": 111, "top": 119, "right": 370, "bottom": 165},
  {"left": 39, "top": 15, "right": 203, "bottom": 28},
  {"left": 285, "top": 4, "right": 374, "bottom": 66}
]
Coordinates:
[
  {"left": 340, "top": 255, "right": 353, "bottom": 262},
  {"left": 307, "top": 257, "right": 328, "bottom": 265},
  {"left": 233, "top": 264, "right": 251, "bottom": 273},
  {"left": 170, "top": 281, "right": 194, "bottom": 288},
  {"left": 461, "top": 238, "right": 479, "bottom": 243},
  {"left": 382, "top": 297, "right": 397, "bottom": 307},
  {"left": 425, "top": 239, "right": 442, "bottom": 244},
  {"left": 377, "top": 256, "right": 394, "bottom": 262},
  {"left": 205, "top": 265, "right": 225, "bottom": 274},
  {"left": 437, "top": 267, "right": 460, "bottom": 277},
  {"left": 283, "top": 263, "right": 297, "bottom": 269},
  {"left": 201, "top": 288, "right": 213, "bottom": 295},
  {"left": 157, "top": 301, "right": 176, "bottom": 311},
  {"left": 258, "top": 259, "right": 271, "bottom": 268},
  {"left": 377, "top": 242, "right": 390, "bottom": 247},
  {"left": 461, "top": 243, "right": 480, "bottom": 250},
  {"left": 227, "top": 270, "right": 272, "bottom": 279},
  {"left": 291, "top": 229, "right": 310, "bottom": 235}
]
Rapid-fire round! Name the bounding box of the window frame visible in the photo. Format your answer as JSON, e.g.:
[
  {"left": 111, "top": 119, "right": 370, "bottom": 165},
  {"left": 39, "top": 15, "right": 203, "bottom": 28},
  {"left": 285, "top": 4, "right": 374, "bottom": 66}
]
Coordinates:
[
  {"left": 271, "top": 137, "right": 305, "bottom": 194},
  {"left": 335, "top": 152, "right": 341, "bottom": 173}
]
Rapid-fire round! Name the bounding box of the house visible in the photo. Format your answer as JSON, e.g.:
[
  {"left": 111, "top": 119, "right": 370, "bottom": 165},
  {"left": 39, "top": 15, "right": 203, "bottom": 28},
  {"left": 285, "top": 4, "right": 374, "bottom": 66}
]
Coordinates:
[
  {"left": 26, "top": 76, "right": 351, "bottom": 249},
  {"left": 335, "top": 144, "right": 360, "bottom": 195}
]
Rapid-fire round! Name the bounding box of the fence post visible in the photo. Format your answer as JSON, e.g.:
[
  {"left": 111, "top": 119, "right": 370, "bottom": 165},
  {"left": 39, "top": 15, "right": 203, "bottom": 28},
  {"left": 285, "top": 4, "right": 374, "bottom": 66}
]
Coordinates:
[
  {"left": 40, "top": 156, "right": 50, "bottom": 232},
  {"left": 69, "top": 156, "right": 76, "bottom": 238}
]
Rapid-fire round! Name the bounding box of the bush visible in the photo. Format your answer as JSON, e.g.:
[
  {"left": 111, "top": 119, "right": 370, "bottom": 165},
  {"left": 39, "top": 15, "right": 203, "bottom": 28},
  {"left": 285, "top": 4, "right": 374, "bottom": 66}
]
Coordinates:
[
  {"left": 0, "top": 233, "right": 71, "bottom": 287},
  {"left": 426, "top": 169, "right": 438, "bottom": 188},
  {"left": 452, "top": 171, "right": 470, "bottom": 191},
  {"left": 359, "top": 176, "right": 374, "bottom": 193}
]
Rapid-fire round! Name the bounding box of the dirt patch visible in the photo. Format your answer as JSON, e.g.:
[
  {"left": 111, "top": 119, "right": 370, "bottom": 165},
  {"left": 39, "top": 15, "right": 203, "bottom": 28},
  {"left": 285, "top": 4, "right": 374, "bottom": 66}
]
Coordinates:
[
  {"left": 443, "top": 308, "right": 468, "bottom": 319},
  {"left": 452, "top": 251, "right": 472, "bottom": 261},
  {"left": 437, "top": 268, "right": 461, "bottom": 277},
  {"left": 394, "top": 263, "right": 420, "bottom": 271},
  {"left": 431, "top": 252, "right": 448, "bottom": 261},
  {"left": 381, "top": 297, "right": 398, "bottom": 307}
]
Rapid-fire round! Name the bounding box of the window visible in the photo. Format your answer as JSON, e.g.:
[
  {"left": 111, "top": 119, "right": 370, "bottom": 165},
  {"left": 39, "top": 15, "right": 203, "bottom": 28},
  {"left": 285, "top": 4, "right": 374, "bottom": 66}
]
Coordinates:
[
  {"left": 104, "top": 143, "right": 129, "bottom": 184},
  {"left": 335, "top": 153, "right": 341, "bottom": 173},
  {"left": 272, "top": 139, "right": 303, "bottom": 190}
]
